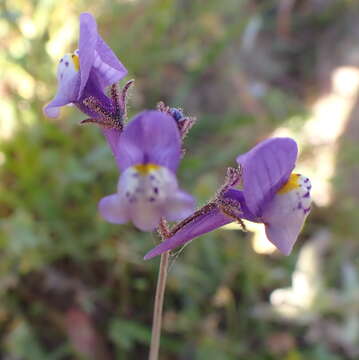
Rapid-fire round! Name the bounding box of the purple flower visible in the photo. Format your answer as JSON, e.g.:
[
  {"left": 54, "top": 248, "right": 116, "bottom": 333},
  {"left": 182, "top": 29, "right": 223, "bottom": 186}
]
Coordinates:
[
  {"left": 43, "top": 13, "right": 127, "bottom": 120},
  {"left": 99, "top": 110, "right": 196, "bottom": 231},
  {"left": 144, "top": 137, "right": 312, "bottom": 259}
]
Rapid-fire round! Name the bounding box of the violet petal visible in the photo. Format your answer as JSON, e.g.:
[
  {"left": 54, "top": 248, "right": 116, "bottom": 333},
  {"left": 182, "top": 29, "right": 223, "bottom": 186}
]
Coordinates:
[
  {"left": 76, "top": 70, "right": 115, "bottom": 118},
  {"left": 129, "top": 202, "right": 163, "bottom": 231},
  {"left": 223, "top": 188, "right": 259, "bottom": 222},
  {"left": 144, "top": 188, "right": 257, "bottom": 260},
  {"left": 236, "top": 137, "right": 298, "bottom": 218},
  {"left": 117, "top": 110, "right": 181, "bottom": 172},
  {"left": 164, "top": 190, "right": 196, "bottom": 222},
  {"left": 98, "top": 194, "right": 129, "bottom": 224},
  {"left": 144, "top": 207, "right": 232, "bottom": 260},
  {"left": 79, "top": 13, "right": 127, "bottom": 99},
  {"left": 103, "top": 128, "right": 121, "bottom": 163},
  {"left": 78, "top": 13, "right": 98, "bottom": 99},
  {"left": 94, "top": 35, "right": 128, "bottom": 89}
]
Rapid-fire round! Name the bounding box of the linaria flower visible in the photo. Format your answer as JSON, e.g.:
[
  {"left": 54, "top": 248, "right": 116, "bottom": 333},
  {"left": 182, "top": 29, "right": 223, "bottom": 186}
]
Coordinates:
[
  {"left": 144, "top": 137, "right": 312, "bottom": 259},
  {"left": 43, "top": 13, "right": 130, "bottom": 154},
  {"left": 44, "top": 13, "right": 127, "bottom": 119},
  {"left": 99, "top": 110, "right": 196, "bottom": 231}
]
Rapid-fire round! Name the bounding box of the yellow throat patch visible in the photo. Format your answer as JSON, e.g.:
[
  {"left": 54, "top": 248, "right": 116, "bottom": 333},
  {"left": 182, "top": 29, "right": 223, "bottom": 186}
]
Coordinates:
[
  {"left": 134, "top": 163, "right": 160, "bottom": 175},
  {"left": 72, "top": 54, "right": 80, "bottom": 71},
  {"left": 277, "top": 173, "right": 301, "bottom": 194}
]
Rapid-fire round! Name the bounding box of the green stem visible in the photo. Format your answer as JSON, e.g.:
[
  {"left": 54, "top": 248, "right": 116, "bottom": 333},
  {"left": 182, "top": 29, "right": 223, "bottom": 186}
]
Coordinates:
[{"left": 149, "top": 250, "right": 170, "bottom": 360}]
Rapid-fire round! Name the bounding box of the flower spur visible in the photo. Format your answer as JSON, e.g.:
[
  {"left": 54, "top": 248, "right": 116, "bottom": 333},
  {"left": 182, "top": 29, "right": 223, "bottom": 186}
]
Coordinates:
[
  {"left": 144, "top": 137, "right": 312, "bottom": 259},
  {"left": 99, "top": 110, "right": 196, "bottom": 231}
]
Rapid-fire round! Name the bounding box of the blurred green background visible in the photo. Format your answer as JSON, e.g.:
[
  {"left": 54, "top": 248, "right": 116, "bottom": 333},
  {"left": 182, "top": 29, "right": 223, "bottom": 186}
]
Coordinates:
[{"left": 1, "top": 0, "right": 359, "bottom": 359}]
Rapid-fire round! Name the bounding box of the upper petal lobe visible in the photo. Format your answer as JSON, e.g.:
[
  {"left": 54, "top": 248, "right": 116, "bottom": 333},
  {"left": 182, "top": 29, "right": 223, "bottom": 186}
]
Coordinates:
[
  {"left": 117, "top": 111, "right": 181, "bottom": 172},
  {"left": 236, "top": 137, "right": 298, "bottom": 218},
  {"left": 79, "top": 13, "right": 127, "bottom": 98},
  {"left": 78, "top": 13, "right": 98, "bottom": 98}
]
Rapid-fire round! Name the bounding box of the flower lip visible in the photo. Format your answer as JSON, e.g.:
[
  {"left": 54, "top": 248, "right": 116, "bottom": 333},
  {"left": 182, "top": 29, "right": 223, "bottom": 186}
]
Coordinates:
[
  {"left": 99, "top": 163, "right": 195, "bottom": 231},
  {"left": 43, "top": 51, "right": 81, "bottom": 118},
  {"left": 262, "top": 173, "right": 312, "bottom": 255},
  {"left": 118, "top": 164, "right": 172, "bottom": 206}
]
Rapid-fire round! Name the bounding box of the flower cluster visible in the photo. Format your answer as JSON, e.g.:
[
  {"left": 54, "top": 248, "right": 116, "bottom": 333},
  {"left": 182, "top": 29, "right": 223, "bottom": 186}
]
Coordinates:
[
  {"left": 44, "top": 13, "right": 196, "bottom": 231},
  {"left": 44, "top": 13, "right": 312, "bottom": 259}
]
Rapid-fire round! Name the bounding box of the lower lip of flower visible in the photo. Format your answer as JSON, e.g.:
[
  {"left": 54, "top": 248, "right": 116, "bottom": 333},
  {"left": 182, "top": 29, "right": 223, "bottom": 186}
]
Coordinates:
[
  {"left": 118, "top": 163, "right": 175, "bottom": 205},
  {"left": 274, "top": 173, "right": 312, "bottom": 215}
]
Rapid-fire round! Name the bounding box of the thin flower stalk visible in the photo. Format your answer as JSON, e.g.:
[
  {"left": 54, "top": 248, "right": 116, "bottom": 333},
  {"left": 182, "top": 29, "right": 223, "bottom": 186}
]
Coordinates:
[
  {"left": 149, "top": 250, "right": 169, "bottom": 360},
  {"left": 148, "top": 219, "right": 171, "bottom": 360}
]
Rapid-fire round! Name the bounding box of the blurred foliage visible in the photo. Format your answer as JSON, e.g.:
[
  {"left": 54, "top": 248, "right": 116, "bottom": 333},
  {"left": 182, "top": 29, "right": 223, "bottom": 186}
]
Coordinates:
[{"left": 1, "top": 0, "right": 359, "bottom": 359}]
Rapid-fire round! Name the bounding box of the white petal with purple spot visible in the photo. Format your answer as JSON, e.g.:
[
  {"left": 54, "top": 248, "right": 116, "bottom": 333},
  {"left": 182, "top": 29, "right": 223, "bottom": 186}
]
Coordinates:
[
  {"left": 262, "top": 174, "right": 312, "bottom": 255},
  {"left": 43, "top": 51, "right": 80, "bottom": 118},
  {"left": 99, "top": 164, "right": 195, "bottom": 231}
]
